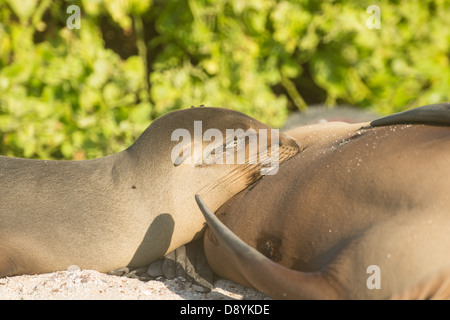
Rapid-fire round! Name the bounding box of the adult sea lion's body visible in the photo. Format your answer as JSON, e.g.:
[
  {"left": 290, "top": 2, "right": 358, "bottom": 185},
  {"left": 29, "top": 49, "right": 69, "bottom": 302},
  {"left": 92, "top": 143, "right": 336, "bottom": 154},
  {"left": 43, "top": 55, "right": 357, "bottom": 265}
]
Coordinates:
[
  {"left": 197, "top": 103, "right": 450, "bottom": 299},
  {"left": 0, "top": 107, "right": 300, "bottom": 277}
]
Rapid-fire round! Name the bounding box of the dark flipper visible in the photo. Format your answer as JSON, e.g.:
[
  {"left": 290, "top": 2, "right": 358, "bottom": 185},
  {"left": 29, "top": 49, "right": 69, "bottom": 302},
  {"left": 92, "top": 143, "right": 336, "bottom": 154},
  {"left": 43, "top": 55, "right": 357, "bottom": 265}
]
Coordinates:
[
  {"left": 369, "top": 103, "right": 450, "bottom": 127},
  {"left": 195, "top": 194, "right": 342, "bottom": 300},
  {"left": 110, "top": 238, "right": 214, "bottom": 292},
  {"left": 147, "top": 239, "right": 215, "bottom": 292}
]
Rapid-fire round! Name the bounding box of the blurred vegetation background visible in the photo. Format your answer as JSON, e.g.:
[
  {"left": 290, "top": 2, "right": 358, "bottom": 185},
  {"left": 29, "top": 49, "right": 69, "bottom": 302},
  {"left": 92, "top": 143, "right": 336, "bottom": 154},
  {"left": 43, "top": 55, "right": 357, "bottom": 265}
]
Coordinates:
[{"left": 0, "top": 0, "right": 449, "bottom": 159}]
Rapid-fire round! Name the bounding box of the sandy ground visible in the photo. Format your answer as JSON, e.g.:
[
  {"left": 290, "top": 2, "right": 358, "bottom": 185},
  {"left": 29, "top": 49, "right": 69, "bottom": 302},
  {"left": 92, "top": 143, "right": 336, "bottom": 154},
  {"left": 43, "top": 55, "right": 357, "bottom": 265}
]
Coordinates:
[
  {"left": 2, "top": 109, "right": 371, "bottom": 302},
  {"left": 0, "top": 266, "right": 270, "bottom": 300}
]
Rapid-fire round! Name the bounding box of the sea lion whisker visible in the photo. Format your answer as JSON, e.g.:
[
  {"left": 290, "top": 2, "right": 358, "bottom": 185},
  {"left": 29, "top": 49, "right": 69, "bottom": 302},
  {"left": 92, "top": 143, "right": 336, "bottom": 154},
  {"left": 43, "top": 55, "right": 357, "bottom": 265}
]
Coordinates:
[{"left": 0, "top": 106, "right": 300, "bottom": 277}]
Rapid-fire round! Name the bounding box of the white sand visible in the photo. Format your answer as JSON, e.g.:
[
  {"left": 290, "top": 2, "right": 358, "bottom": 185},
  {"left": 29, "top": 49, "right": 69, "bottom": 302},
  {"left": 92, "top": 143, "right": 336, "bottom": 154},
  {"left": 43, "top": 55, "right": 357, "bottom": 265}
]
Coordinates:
[{"left": 0, "top": 266, "right": 270, "bottom": 300}]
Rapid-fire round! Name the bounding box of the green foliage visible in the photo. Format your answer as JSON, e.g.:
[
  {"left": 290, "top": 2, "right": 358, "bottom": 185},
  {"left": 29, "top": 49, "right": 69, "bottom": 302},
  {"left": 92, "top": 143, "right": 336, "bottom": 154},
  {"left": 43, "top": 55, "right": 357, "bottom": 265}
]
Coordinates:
[
  {"left": 0, "top": 0, "right": 449, "bottom": 159},
  {"left": 0, "top": 0, "right": 151, "bottom": 159}
]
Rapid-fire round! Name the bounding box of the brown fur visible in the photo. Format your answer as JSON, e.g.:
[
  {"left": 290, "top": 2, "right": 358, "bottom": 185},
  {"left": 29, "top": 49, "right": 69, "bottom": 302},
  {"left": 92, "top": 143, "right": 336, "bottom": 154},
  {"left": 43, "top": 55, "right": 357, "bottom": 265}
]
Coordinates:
[
  {"left": 0, "top": 107, "right": 299, "bottom": 277},
  {"left": 202, "top": 122, "right": 450, "bottom": 299}
]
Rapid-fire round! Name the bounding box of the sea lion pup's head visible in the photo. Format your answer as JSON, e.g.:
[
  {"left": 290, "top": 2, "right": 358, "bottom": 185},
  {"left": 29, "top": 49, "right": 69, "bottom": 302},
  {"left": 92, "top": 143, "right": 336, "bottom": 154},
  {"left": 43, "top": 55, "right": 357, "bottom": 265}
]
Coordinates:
[{"left": 128, "top": 106, "right": 300, "bottom": 214}]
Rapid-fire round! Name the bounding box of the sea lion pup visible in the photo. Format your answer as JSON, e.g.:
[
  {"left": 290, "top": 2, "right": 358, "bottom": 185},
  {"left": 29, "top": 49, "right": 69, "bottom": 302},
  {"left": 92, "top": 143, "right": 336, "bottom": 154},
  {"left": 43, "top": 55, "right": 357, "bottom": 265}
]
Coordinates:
[
  {"left": 197, "top": 103, "right": 450, "bottom": 299},
  {"left": 0, "top": 107, "right": 299, "bottom": 278}
]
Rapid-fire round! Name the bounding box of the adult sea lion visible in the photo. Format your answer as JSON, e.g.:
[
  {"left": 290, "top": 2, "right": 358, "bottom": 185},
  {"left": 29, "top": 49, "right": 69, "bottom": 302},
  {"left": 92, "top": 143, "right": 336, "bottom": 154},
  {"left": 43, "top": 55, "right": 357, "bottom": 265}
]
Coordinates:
[
  {"left": 197, "top": 103, "right": 450, "bottom": 299},
  {"left": 0, "top": 107, "right": 300, "bottom": 278}
]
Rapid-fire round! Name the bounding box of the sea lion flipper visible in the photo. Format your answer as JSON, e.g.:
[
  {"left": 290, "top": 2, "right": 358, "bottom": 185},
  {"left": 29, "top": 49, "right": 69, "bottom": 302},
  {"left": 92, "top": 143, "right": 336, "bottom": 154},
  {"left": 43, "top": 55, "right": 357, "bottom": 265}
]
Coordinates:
[
  {"left": 195, "top": 195, "right": 342, "bottom": 299},
  {"left": 161, "top": 249, "right": 177, "bottom": 279},
  {"left": 185, "top": 238, "right": 215, "bottom": 292},
  {"left": 151, "top": 241, "right": 214, "bottom": 292},
  {"left": 369, "top": 103, "right": 450, "bottom": 127}
]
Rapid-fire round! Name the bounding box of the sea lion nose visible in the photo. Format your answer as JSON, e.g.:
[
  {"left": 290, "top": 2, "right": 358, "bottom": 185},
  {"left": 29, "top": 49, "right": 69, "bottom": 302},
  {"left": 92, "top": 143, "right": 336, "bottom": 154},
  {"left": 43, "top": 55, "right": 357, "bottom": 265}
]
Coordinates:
[{"left": 279, "top": 133, "right": 303, "bottom": 154}]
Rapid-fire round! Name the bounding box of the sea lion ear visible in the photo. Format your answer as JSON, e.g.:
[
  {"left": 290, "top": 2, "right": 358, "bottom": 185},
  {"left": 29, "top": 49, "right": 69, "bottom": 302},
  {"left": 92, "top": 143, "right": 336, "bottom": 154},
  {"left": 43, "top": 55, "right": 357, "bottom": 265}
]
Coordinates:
[
  {"left": 173, "top": 147, "right": 191, "bottom": 167},
  {"left": 173, "top": 155, "right": 185, "bottom": 167}
]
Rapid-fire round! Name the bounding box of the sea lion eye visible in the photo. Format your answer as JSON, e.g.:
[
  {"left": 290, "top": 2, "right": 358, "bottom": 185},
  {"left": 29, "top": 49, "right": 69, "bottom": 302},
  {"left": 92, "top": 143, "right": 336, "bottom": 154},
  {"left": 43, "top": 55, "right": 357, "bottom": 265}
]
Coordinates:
[{"left": 225, "top": 136, "right": 244, "bottom": 150}]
